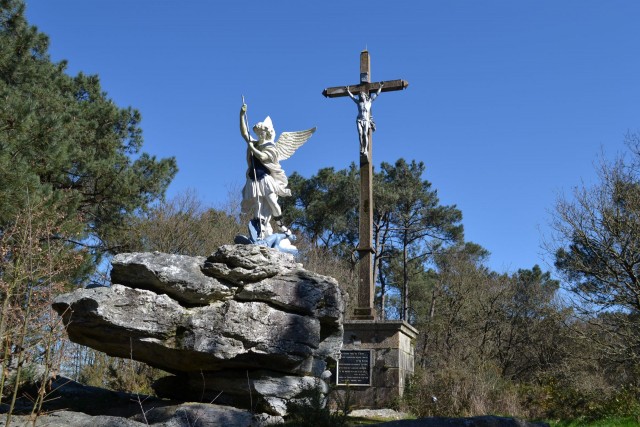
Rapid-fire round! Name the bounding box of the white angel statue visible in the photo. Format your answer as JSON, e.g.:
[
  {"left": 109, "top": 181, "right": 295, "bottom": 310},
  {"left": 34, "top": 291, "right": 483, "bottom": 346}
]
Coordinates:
[{"left": 239, "top": 102, "right": 315, "bottom": 242}]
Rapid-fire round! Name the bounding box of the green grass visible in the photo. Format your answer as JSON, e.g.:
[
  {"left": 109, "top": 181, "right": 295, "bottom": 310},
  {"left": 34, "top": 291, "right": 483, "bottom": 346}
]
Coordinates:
[
  {"left": 349, "top": 415, "right": 640, "bottom": 427},
  {"left": 346, "top": 417, "right": 384, "bottom": 425},
  {"left": 549, "top": 417, "right": 640, "bottom": 427},
  {"left": 347, "top": 415, "right": 640, "bottom": 426},
  {"left": 345, "top": 414, "right": 417, "bottom": 425}
]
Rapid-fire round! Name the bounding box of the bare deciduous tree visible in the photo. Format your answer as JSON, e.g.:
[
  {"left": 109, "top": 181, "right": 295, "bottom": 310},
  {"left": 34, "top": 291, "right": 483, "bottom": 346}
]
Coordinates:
[
  {"left": 0, "top": 195, "right": 85, "bottom": 424},
  {"left": 551, "top": 134, "right": 640, "bottom": 364},
  {"left": 116, "top": 189, "right": 243, "bottom": 256}
]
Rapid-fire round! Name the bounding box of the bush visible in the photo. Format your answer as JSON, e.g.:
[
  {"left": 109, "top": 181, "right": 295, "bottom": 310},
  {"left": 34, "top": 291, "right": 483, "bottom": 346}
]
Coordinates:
[
  {"left": 531, "top": 376, "right": 640, "bottom": 422},
  {"left": 284, "top": 382, "right": 352, "bottom": 427},
  {"left": 402, "top": 365, "right": 524, "bottom": 418},
  {"left": 78, "top": 351, "right": 165, "bottom": 395}
]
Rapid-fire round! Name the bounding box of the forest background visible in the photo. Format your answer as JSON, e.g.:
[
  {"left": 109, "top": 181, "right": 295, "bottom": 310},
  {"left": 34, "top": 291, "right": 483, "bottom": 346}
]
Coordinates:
[{"left": 2, "top": 0, "right": 640, "bottom": 424}]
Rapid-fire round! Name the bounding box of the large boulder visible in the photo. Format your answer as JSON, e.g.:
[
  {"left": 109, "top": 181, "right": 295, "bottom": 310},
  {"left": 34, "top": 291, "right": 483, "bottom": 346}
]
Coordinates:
[
  {"left": 201, "top": 244, "right": 299, "bottom": 285},
  {"left": 110, "top": 252, "right": 236, "bottom": 305},
  {"left": 153, "top": 369, "right": 326, "bottom": 416},
  {"left": 52, "top": 245, "right": 345, "bottom": 415},
  {"left": 1, "top": 374, "right": 283, "bottom": 426}
]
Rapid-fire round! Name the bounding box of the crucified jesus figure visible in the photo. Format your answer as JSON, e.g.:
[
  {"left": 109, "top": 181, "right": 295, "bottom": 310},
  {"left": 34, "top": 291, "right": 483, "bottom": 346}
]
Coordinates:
[{"left": 346, "top": 82, "right": 383, "bottom": 158}]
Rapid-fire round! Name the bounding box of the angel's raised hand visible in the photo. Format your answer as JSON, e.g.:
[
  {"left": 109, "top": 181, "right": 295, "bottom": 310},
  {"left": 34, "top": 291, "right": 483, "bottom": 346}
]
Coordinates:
[{"left": 241, "top": 103, "right": 247, "bottom": 112}]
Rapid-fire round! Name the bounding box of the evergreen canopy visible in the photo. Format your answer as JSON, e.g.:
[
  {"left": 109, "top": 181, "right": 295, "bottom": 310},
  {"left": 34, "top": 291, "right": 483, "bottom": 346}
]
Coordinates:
[{"left": 0, "top": 0, "right": 177, "bottom": 255}]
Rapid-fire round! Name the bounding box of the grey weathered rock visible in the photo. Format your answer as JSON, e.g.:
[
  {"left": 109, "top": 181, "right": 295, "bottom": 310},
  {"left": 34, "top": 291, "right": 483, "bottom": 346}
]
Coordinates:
[
  {"left": 54, "top": 284, "right": 183, "bottom": 339},
  {"left": 236, "top": 269, "right": 343, "bottom": 323},
  {"left": 0, "top": 375, "right": 282, "bottom": 426},
  {"left": 3, "top": 374, "right": 548, "bottom": 427},
  {"left": 153, "top": 369, "right": 326, "bottom": 416},
  {"left": 234, "top": 268, "right": 345, "bottom": 370},
  {"left": 202, "top": 245, "right": 299, "bottom": 285},
  {"left": 52, "top": 245, "right": 345, "bottom": 416},
  {"left": 137, "top": 403, "right": 283, "bottom": 426},
  {"left": 53, "top": 290, "right": 323, "bottom": 374},
  {"left": 0, "top": 411, "right": 147, "bottom": 427},
  {"left": 185, "top": 300, "right": 321, "bottom": 367},
  {"left": 1, "top": 407, "right": 283, "bottom": 427},
  {"left": 111, "top": 252, "right": 235, "bottom": 305}
]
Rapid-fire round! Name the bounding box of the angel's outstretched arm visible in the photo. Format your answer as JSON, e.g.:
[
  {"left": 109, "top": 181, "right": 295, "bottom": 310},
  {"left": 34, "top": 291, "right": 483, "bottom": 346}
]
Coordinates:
[{"left": 240, "top": 104, "right": 254, "bottom": 144}]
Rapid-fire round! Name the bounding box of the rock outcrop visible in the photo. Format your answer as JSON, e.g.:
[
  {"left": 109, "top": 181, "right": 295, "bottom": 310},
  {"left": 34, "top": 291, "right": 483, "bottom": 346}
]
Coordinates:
[
  {"left": 52, "top": 245, "right": 345, "bottom": 416},
  {"left": 1, "top": 375, "right": 284, "bottom": 426}
]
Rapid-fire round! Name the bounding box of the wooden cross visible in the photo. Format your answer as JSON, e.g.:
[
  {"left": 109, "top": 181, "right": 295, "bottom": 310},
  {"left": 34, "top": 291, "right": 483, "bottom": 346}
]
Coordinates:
[{"left": 323, "top": 50, "right": 409, "bottom": 320}]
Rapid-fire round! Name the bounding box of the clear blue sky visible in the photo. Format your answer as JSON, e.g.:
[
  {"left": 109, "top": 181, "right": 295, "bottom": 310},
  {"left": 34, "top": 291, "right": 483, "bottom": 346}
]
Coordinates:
[{"left": 25, "top": 1, "right": 640, "bottom": 274}]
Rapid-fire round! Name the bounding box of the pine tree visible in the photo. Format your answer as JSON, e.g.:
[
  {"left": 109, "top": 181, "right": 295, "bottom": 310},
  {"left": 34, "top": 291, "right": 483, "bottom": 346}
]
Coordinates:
[
  {"left": 0, "top": 0, "right": 177, "bottom": 259},
  {"left": 282, "top": 158, "right": 463, "bottom": 319}
]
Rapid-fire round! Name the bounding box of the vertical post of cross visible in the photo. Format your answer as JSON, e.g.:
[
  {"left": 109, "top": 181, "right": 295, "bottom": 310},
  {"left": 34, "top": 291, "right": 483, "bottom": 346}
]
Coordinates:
[
  {"left": 322, "top": 50, "right": 408, "bottom": 320},
  {"left": 355, "top": 50, "right": 376, "bottom": 320}
]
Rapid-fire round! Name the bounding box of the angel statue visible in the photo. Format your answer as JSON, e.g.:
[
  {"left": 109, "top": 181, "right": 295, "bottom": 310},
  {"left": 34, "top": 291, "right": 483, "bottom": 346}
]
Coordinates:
[{"left": 236, "top": 102, "right": 315, "bottom": 253}]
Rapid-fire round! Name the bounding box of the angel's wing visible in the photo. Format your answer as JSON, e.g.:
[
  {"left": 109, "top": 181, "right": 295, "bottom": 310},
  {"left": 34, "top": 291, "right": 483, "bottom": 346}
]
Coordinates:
[{"left": 275, "top": 127, "right": 317, "bottom": 161}]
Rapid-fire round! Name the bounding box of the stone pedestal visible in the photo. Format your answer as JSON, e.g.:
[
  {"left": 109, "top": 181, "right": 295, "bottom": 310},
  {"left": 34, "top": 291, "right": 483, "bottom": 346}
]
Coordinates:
[{"left": 334, "top": 320, "right": 418, "bottom": 409}]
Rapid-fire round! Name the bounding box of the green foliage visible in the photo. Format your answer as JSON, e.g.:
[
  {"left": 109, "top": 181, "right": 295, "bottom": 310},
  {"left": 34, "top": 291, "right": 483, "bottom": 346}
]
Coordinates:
[
  {"left": 284, "top": 383, "right": 352, "bottom": 427},
  {"left": 374, "top": 159, "right": 463, "bottom": 320},
  {"left": 0, "top": 0, "right": 177, "bottom": 260},
  {"left": 531, "top": 377, "right": 640, "bottom": 423},
  {"left": 403, "top": 364, "right": 523, "bottom": 418},
  {"left": 550, "top": 418, "right": 640, "bottom": 427},
  {"left": 284, "top": 166, "right": 359, "bottom": 256},
  {"left": 282, "top": 159, "right": 463, "bottom": 319},
  {"left": 552, "top": 133, "right": 640, "bottom": 364},
  {"left": 285, "top": 147, "right": 640, "bottom": 423},
  {"left": 0, "top": 2, "right": 177, "bottom": 420},
  {"left": 402, "top": 242, "right": 576, "bottom": 419},
  {"left": 78, "top": 350, "right": 165, "bottom": 395}
]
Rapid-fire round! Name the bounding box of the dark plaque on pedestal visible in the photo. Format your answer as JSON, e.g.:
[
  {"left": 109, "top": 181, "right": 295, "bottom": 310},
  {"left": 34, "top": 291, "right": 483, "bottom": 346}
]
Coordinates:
[{"left": 337, "top": 349, "right": 372, "bottom": 386}]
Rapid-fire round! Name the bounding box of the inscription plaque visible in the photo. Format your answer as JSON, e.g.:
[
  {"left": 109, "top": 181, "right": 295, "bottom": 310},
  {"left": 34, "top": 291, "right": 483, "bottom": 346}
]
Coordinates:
[{"left": 337, "top": 349, "right": 372, "bottom": 386}]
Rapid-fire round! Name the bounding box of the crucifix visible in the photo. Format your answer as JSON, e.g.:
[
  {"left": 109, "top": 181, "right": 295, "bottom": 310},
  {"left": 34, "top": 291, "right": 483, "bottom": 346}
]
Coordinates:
[{"left": 323, "top": 50, "right": 409, "bottom": 320}]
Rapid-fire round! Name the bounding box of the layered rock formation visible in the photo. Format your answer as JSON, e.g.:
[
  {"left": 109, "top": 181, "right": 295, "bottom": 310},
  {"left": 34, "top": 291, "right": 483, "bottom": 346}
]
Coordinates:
[{"left": 52, "top": 245, "right": 345, "bottom": 416}]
